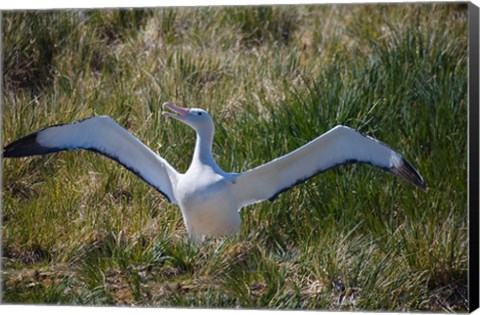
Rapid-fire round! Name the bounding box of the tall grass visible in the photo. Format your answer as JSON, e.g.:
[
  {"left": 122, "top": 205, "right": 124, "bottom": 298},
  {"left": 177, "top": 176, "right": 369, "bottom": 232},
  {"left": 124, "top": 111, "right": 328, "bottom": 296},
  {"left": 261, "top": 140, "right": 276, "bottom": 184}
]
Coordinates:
[{"left": 1, "top": 4, "right": 468, "bottom": 311}]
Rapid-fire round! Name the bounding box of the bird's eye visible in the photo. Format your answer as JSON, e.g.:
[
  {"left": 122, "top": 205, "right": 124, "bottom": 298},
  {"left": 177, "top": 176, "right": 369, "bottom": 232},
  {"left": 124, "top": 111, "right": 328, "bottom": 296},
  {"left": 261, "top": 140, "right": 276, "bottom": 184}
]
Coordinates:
[{"left": 198, "top": 112, "right": 203, "bottom": 116}]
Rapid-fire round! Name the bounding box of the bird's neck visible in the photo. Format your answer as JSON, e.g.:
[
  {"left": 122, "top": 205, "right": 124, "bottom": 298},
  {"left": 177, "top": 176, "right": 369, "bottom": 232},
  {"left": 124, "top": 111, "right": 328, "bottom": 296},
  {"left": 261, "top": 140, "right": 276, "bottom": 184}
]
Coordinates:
[{"left": 190, "top": 128, "right": 218, "bottom": 170}]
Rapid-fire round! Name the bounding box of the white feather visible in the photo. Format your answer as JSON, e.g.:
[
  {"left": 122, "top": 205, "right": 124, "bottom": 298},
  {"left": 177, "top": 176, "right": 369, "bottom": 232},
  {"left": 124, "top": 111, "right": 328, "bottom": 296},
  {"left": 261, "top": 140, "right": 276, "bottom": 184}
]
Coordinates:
[
  {"left": 233, "top": 125, "right": 404, "bottom": 207},
  {"left": 37, "top": 116, "right": 178, "bottom": 203}
]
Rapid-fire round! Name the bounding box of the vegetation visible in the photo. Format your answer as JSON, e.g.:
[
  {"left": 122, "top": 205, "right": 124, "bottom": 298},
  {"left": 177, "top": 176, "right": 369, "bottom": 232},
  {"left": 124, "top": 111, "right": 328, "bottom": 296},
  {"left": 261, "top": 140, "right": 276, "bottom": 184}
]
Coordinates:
[{"left": 2, "top": 3, "right": 468, "bottom": 311}]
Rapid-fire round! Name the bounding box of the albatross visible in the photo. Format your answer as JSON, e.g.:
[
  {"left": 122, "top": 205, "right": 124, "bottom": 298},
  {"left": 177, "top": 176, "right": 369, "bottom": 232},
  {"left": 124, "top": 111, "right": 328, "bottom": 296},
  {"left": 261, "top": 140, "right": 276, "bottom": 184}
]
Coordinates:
[{"left": 3, "top": 102, "right": 426, "bottom": 241}]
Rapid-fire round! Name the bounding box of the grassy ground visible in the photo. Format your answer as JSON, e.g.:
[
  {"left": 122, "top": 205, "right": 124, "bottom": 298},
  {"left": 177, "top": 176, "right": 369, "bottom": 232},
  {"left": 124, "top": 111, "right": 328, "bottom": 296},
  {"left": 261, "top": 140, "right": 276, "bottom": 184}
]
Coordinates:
[{"left": 1, "top": 3, "right": 468, "bottom": 311}]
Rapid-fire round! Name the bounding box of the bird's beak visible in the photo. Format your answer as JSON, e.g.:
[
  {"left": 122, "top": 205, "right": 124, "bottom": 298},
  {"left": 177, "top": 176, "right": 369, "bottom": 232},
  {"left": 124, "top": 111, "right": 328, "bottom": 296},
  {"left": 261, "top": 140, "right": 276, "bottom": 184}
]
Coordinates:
[{"left": 162, "top": 102, "right": 190, "bottom": 120}]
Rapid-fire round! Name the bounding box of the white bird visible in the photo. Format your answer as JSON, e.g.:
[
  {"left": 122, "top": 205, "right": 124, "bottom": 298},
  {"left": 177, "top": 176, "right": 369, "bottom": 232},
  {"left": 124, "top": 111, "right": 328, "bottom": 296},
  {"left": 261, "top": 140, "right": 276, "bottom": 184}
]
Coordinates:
[{"left": 3, "top": 102, "right": 426, "bottom": 241}]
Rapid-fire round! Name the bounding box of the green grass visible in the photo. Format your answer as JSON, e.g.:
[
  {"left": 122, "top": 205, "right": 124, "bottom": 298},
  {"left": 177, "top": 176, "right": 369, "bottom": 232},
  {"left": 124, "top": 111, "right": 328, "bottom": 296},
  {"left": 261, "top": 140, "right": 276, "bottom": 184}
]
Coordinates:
[{"left": 1, "top": 3, "right": 468, "bottom": 311}]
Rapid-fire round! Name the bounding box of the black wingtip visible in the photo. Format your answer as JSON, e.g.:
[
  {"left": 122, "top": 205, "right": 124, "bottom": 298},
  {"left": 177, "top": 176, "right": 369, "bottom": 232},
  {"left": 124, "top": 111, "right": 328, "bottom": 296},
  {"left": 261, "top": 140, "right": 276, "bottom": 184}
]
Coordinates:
[
  {"left": 3, "top": 132, "right": 57, "bottom": 158},
  {"left": 391, "top": 158, "right": 427, "bottom": 192}
]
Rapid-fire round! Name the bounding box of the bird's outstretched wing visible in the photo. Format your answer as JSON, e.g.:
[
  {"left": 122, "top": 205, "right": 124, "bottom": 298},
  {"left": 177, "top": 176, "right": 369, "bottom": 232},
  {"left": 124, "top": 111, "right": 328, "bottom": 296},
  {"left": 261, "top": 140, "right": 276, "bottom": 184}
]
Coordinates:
[
  {"left": 232, "top": 125, "right": 426, "bottom": 208},
  {"left": 3, "top": 116, "right": 179, "bottom": 203}
]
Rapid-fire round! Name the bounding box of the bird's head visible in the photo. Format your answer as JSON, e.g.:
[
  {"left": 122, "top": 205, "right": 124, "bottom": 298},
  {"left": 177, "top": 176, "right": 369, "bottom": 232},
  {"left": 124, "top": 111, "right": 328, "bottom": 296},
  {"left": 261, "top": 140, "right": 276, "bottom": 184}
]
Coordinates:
[{"left": 162, "top": 102, "right": 214, "bottom": 133}]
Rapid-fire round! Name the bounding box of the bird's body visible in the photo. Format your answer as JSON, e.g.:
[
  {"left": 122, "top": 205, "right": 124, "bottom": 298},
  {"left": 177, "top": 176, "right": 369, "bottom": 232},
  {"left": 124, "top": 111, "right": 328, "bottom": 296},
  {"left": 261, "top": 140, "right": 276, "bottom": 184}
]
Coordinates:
[
  {"left": 176, "top": 166, "right": 240, "bottom": 239},
  {"left": 3, "top": 103, "right": 426, "bottom": 241}
]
